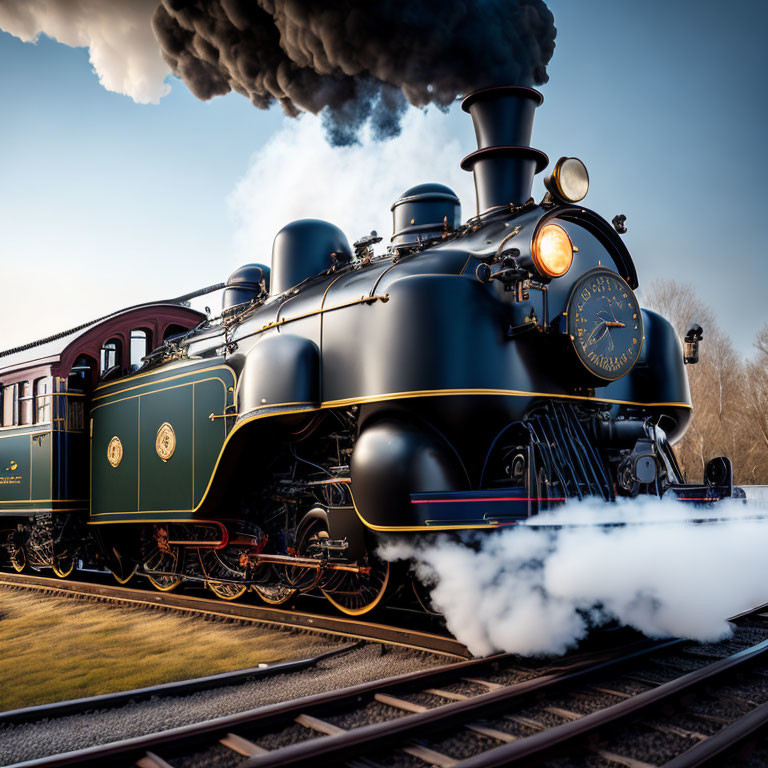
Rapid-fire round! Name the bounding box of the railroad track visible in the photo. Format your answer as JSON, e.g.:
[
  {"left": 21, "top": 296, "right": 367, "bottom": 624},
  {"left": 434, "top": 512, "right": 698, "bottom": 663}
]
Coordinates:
[
  {"left": 10, "top": 618, "right": 768, "bottom": 768},
  {"left": 0, "top": 571, "right": 467, "bottom": 658},
  {"left": 2, "top": 637, "right": 678, "bottom": 768},
  {"left": 7, "top": 575, "right": 768, "bottom": 768}
]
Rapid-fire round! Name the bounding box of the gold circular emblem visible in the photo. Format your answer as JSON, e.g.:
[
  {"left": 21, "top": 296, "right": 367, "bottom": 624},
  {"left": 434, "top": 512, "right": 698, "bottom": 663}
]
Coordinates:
[
  {"left": 107, "top": 436, "right": 123, "bottom": 468},
  {"left": 155, "top": 422, "right": 176, "bottom": 462}
]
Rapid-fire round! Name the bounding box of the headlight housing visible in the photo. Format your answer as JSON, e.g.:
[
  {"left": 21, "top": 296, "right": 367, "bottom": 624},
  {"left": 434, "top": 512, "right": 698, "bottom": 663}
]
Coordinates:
[
  {"left": 532, "top": 223, "right": 574, "bottom": 278},
  {"left": 545, "top": 157, "right": 589, "bottom": 203}
]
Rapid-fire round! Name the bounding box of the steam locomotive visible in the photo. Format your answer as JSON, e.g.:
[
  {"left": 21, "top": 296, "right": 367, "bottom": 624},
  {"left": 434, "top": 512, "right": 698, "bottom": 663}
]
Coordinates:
[{"left": 0, "top": 86, "right": 735, "bottom": 615}]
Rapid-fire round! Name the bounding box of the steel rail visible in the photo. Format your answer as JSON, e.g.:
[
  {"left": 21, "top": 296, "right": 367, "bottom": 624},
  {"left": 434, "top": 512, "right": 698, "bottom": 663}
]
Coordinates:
[
  {"left": 661, "top": 699, "right": 768, "bottom": 767},
  {"left": 0, "top": 643, "right": 361, "bottom": 727},
  {"left": 455, "top": 636, "right": 768, "bottom": 767},
  {"left": 0, "top": 571, "right": 468, "bottom": 658},
  {"left": 5, "top": 638, "right": 672, "bottom": 768}
]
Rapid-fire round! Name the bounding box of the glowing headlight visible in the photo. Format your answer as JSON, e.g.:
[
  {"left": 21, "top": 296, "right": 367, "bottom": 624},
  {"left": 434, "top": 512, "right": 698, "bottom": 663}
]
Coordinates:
[
  {"left": 532, "top": 223, "right": 574, "bottom": 278},
  {"left": 546, "top": 157, "right": 589, "bottom": 203}
]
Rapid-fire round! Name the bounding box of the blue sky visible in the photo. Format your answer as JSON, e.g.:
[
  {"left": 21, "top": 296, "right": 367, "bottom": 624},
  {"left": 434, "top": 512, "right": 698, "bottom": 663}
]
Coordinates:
[{"left": 0, "top": 0, "right": 766, "bottom": 355}]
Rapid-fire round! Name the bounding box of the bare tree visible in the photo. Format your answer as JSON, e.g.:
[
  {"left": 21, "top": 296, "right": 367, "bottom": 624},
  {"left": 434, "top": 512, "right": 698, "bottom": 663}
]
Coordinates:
[
  {"left": 643, "top": 280, "right": 766, "bottom": 485},
  {"left": 742, "top": 324, "right": 768, "bottom": 482}
]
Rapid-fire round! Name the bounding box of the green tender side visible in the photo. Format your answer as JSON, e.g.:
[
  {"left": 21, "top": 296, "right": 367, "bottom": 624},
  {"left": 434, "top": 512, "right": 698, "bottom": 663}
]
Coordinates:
[
  {"left": 0, "top": 425, "right": 64, "bottom": 516},
  {"left": 90, "top": 359, "right": 236, "bottom": 523}
]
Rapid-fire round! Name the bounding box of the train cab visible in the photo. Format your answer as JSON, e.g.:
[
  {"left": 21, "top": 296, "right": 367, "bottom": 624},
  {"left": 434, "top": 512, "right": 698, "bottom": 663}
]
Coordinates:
[{"left": 0, "top": 303, "right": 204, "bottom": 573}]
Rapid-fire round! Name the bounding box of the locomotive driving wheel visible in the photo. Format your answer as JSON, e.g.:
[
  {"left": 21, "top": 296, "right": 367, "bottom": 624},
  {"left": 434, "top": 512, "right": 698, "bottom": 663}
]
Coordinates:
[
  {"left": 323, "top": 555, "right": 390, "bottom": 616},
  {"left": 142, "top": 526, "right": 183, "bottom": 592},
  {"left": 252, "top": 583, "right": 296, "bottom": 605},
  {"left": 52, "top": 553, "right": 75, "bottom": 579},
  {"left": 92, "top": 529, "right": 138, "bottom": 585},
  {"left": 9, "top": 545, "right": 25, "bottom": 573},
  {"left": 198, "top": 548, "right": 247, "bottom": 601},
  {"left": 297, "top": 513, "right": 390, "bottom": 616},
  {"left": 5, "top": 525, "right": 28, "bottom": 572},
  {"left": 108, "top": 546, "right": 138, "bottom": 585}
]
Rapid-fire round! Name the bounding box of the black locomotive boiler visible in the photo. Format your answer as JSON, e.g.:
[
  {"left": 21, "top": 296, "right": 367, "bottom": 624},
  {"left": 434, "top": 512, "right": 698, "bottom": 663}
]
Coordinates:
[{"left": 0, "top": 86, "right": 736, "bottom": 615}]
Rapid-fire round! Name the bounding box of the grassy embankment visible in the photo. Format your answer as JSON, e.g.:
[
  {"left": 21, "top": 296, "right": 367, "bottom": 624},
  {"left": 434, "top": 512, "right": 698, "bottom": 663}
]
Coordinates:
[{"left": 0, "top": 587, "right": 327, "bottom": 711}]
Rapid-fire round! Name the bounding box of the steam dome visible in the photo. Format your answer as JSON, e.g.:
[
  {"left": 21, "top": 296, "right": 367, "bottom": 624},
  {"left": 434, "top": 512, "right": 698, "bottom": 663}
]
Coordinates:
[
  {"left": 271, "top": 219, "right": 352, "bottom": 295},
  {"left": 391, "top": 183, "right": 461, "bottom": 247},
  {"left": 222, "top": 264, "right": 269, "bottom": 312}
]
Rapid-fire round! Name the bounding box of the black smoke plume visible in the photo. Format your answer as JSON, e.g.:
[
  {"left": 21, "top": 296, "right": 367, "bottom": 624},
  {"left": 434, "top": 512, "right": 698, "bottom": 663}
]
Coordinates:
[{"left": 152, "top": 0, "right": 556, "bottom": 145}]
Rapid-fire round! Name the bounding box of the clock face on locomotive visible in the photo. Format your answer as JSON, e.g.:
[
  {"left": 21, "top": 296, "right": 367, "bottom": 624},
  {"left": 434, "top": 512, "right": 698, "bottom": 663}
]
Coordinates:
[{"left": 566, "top": 268, "right": 644, "bottom": 382}]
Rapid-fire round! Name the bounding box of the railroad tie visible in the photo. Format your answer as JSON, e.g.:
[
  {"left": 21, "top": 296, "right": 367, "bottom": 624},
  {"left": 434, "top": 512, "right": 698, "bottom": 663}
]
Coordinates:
[
  {"left": 297, "top": 708, "right": 459, "bottom": 767},
  {"left": 693, "top": 710, "right": 738, "bottom": 725},
  {"left": 424, "top": 688, "right": 469, "bottom": 701},
  {"left": 595, "top": 751, "right": 658, "bottom": 768},
  {"left": 542, "top": 706, "right": 582, "bottom": 721},
  {"left": 589, "top": 686, "right": 634, "bottom": 699},
  {"left": 647, "top": 722, "right": 709, "bottom": 742},
  {"left": 421, "top": 688, "right": 516, "bottom": 743},
  {"left": 375, "top": 693, "right": 515, "bottom": 745},
  {"left": 545, "top": 704, "right": 708, "bottom": 742},
  {"left": 219, "top": 732, "right": 269, "bottom": 757},
  {"left": 622, "top": 673, "right": 666, "bottom": 688},
  {"left": 504, "top": 713, "right": 547, "bottom": 731},
  {"left": 461, "top": 677, "right": 504, "bottom": 690},
  {"left": 294, "top": 713, "right": 346, "bottom": 736},
  {"left": 135, "top": 752, "right": 175, "bottom": 768}
]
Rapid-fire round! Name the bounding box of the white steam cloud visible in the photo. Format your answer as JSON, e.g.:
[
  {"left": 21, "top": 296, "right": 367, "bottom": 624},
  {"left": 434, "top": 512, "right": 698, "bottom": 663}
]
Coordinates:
[
  {"left": 0, "top": 0, "right": 170, "bottom": 103},
  {"left": 228, "top": 107, "right": 476, "bottom": 265},
  {"left": 380, "top": 498, "right": 768, "bottom": 657}
]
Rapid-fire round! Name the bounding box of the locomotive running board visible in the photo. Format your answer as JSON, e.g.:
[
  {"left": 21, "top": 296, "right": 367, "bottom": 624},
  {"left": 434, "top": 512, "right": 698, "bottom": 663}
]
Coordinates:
[{"left": 409, "top": 487, "right": 767, "bottom": 529}]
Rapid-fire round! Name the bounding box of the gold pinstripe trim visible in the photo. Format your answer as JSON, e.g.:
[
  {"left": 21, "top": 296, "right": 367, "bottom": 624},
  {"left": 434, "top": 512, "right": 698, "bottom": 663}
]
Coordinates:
[
  {"left": 92, "top": 365, "right": 235, "bottom": 403},
  {"left": 370, "top": 261, "right": 399, "bottom": 297},
  {"left": 240, "top": 400, "right": 315, "bottom": 412},
  {"left": 458, "top": 253, "right": 474, "bottom": 276},
  {"left": 258, "top": 295, "right": 389, "bottom": 333},
  {"left": 273, "top": 292, "right": 299, "bottom": 326},
  {"left": 91, "top": 376, "right": 229, "bottom": 412},
  {"left": 320, "top": 388, "right": 692, "bottom": 410},
  {"left": 231, "top": 294, "right": 389, "bottom": 348},
  {"left": 94, "top": 359, "right": 215, "bottom": 392},
  {"left": 321, "top": 273, "right": 346, "bottom": 308}
]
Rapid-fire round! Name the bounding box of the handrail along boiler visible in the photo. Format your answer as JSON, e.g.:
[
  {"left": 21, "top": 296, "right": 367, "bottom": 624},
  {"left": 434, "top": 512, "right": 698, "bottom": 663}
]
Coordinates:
[{"left": 0, "top": 86, "right": 735, "bottom": 613}]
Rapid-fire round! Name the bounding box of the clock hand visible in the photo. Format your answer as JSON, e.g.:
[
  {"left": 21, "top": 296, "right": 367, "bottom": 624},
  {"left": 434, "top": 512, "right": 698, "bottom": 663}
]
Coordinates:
[
  {"left": 605, "top": 321, "right": 626, "bottom": 328},
  {"left": 585, "top": 322, "right": 608, "bottom": 346}
]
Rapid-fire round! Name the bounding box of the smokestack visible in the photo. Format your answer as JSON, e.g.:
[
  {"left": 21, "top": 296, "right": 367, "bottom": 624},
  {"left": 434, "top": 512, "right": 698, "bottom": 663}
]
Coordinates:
[{"left": 460, "top": 86, "right": 548, "bottom": 217}]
